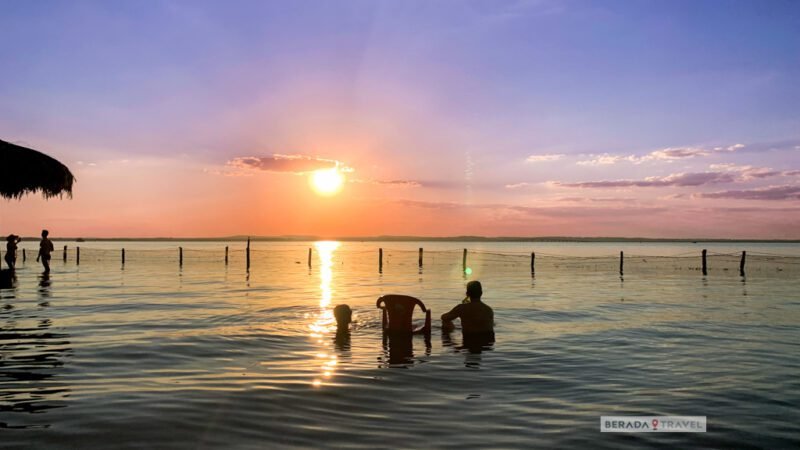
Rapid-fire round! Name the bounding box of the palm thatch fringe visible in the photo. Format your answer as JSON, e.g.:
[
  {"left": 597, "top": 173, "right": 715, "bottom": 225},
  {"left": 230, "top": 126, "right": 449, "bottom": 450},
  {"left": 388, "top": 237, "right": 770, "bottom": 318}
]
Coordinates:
[{"left": 0, "top": 139, "right": 75, "bottom": 199}]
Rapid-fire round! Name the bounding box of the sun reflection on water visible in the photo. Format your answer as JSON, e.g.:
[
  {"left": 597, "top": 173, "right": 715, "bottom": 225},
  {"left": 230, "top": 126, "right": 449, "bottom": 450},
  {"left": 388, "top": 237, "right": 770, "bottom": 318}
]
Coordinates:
[{"left": 310, "top": 241, "right": 340, "bottom": 387}]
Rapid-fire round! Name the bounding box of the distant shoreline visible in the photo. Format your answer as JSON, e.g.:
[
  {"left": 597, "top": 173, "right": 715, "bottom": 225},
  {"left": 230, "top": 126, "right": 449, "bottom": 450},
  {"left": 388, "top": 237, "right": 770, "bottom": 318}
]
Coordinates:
[{"left": 17, "top": 236, "right": 800, "bottom": 243}]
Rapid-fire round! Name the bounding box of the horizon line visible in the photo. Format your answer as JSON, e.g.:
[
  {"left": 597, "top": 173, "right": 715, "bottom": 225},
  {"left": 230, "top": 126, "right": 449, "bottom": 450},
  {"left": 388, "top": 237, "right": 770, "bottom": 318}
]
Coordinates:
[{"left": 13, "top": 235, "right": 800, "bottom": 243}]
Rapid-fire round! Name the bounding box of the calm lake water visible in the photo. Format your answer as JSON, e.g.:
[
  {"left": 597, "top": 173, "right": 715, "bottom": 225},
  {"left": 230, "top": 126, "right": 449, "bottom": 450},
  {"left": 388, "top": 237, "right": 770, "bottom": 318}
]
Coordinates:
[{"left": 1, "top": 241, "right": 799, "bottom": 449}]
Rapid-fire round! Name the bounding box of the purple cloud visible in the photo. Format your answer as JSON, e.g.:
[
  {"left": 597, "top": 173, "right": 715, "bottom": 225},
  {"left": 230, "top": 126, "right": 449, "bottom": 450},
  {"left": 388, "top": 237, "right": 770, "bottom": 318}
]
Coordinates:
[
  {"left": 560, "top": 171, "right": 739, "bottom": 188},
  {"left": 576, "top": 143, "right": 746, "bottom": 166},
  {"left": 228, "top": 154, "right": 352, "bottom": 174},
  {"left": 695, "top": 185, "right": 800, "bottom": 201},
  {"left": 395, "top": 199, "right": 668, "bottom": 218}
]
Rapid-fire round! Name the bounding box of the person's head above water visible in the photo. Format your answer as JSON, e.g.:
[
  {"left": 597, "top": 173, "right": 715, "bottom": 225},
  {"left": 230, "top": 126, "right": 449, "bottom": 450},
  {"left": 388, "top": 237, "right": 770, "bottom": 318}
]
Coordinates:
[
  {"left": 333, "top": 304, "right": 352, "bottom": 328},
  {"left": 41, "top": 229, "right": 49, "bottom": 238},
  {"left": 466, "top": 281, "right": 483, "bottom": 302}
]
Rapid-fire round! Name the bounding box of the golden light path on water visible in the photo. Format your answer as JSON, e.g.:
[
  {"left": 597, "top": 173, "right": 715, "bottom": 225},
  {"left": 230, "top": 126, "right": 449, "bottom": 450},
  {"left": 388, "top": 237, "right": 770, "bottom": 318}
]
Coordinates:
[{"left": 310, "top": 241, "right": 340, "bottom": 387}]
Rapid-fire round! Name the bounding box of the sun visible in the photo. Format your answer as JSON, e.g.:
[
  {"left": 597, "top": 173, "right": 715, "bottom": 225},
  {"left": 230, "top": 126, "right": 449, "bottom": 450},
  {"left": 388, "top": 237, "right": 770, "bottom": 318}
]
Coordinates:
[{"left": 310, "top": 168, "right": 345, "bottom": 196}]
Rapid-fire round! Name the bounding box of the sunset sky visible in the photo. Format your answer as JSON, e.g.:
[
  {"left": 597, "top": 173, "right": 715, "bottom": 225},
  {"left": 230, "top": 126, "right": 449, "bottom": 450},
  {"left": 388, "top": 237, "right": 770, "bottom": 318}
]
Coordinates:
[{"left": 1, "top": 0, "right": 799, "bottom": 238}]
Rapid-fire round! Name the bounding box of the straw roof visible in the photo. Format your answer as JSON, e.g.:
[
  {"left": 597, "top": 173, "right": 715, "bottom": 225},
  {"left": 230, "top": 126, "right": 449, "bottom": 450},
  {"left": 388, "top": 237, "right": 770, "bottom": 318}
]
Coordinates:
[{"left": 0, "top": 139, "right": 75, "bottom": 199}]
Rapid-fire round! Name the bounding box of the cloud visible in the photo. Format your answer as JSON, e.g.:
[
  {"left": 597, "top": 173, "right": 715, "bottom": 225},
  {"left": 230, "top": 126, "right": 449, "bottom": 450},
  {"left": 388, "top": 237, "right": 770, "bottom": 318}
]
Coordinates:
[
  {"left": 350, "top": 179, "right": 422, "bottom": 187},
  {"left": 709, "top": 163, "right": 800, "bottom": 179},
  {"left": 646, "top": 147, "right": 711, "bottom": 160},
  {"left": 555, "top": 196, "right": 637, "bottom": 203},
  {"left": 525, "top": 154, "right": 564, "bottom": 163},
  {"left": 505, "top": 182, "right": 531, "bottom": 189},
  {"left": 227, "top": 154, "right": 353, "bottom": 174},
  {"left": 395, "top": 199, "right": 668, "bottom": 218},
  {"left": 576, "top": 153, "right": 639, "bottom": 166},
  {"left": 708, "top": 163, "right": 783, "bottom": 180},
  {"left": 695, "top": 185, "right": 800, "bottom": 201},
  {"left": 560, "top": 171, "right": 739, "bottom": 188},
  {"left": 576, "top": 143, "right": 746, "bottom": 166},
  {"left": 560, "top": 164, "right": 791, "bottom": 189}
]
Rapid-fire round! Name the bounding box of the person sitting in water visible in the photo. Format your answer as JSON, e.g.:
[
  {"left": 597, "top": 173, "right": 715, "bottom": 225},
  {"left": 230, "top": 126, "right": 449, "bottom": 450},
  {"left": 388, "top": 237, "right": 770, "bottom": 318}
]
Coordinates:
[
  {"left": 332, "top": 304, "right": 352, "bottom": 351},
  {"left": 333, "top": 304, "right": 352, "bottom": 332},
  {"left": 441, "top": 281, "right": 494, "bottom": 334},
  {"left": 5, "top": 234, "right": 21, "bottom": 270}
]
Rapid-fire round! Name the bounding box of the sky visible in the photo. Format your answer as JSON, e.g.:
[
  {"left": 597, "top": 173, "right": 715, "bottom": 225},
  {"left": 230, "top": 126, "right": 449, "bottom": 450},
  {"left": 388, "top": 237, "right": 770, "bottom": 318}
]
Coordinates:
[{"left": 1, "top": 0, "right": 799, "bottom": 238}]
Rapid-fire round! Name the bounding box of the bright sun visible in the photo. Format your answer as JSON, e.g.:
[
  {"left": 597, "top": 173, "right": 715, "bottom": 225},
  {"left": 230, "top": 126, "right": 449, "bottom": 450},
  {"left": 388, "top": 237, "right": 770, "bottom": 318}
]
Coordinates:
[{"left": 310, "top": 168, "right": 345, "bottom": 196}]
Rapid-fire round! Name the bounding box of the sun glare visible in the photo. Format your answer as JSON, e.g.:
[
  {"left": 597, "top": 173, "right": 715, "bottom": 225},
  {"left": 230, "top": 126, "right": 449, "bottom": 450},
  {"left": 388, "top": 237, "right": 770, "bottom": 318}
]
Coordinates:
[{"left": 310, "top": 168, "right": 344, "bottom": 196}]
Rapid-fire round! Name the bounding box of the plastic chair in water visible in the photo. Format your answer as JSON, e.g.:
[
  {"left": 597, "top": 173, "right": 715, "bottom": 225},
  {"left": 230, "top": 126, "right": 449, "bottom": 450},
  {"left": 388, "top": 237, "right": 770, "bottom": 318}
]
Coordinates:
[{"left": 376, "top": 294, "right": 431, "bottom": 335}]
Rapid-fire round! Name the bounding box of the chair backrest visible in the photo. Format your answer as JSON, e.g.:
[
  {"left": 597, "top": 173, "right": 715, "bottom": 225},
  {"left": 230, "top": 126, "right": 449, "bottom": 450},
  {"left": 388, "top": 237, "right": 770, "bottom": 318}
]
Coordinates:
[{"left": 376, "top": 295, "right": 431, "bottom": 334}]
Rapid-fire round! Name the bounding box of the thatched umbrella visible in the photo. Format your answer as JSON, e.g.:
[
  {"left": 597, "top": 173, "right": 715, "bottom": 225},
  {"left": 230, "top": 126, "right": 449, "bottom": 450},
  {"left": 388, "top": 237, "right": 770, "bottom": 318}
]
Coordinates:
[{"left": 1, "top": 139, "right": 75, "bottom": 199}]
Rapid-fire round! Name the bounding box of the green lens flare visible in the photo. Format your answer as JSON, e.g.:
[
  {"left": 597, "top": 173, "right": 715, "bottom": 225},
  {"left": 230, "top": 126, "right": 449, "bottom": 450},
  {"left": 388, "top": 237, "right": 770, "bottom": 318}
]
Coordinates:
[{"left": 465, "top": 267, "right": 473, "bottom": 275}]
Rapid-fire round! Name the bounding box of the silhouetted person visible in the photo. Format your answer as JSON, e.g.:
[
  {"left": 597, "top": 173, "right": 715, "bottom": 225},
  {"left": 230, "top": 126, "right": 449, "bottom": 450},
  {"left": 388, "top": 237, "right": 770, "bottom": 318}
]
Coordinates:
[
  {"left": 37, "top": 230, "right": 54, "bottom": 274},
  {"left": 441, "top": 281, "right": 494, "bottom": 334},
  {"left": 5, "top": 234, "right": 21, "bottom": 270},
  {"left": 333, "top": 304, "right": 352, "bottom": 331},
  {"left": 333, "top": 304, "right": 352, "bottom": 351}
]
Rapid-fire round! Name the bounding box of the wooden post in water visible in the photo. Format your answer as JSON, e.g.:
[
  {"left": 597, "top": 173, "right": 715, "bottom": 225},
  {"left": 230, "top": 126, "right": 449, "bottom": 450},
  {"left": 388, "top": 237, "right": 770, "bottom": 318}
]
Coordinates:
[
  {"left": 307, "top": 248, "right": 312, "bottom": 269},
  {"left": 63, "top": 245, "right": 67, "bottom": 263},
  {"left": 22, "top": 249, "right": 26, "bottom": 262},
  {"left": 379, "top": 248, "right": 383, "bottom": 273},
  {"left": 122, "top": 248, "right": 126, "bottom": 266},
  {"left": 702, "top": 249, "right": 707, "bottom": 276},
  {"left": 246, "top": 238, "right": 251, "bottom": 271},
  {"left": 77, "top": 247, "right": 80, "bottom": 266},
  {"left": 619, "top": 251, "right": 624, "bottom": 276},
  {"left": 531, "top": 252, "right": 535, "bottom": 276},
  {"left": 739, "top": 251, "right": 746, "bottom": 277},
  {"left": 179, "top": 247, "right": 183, "bottom": 267},
  {"left": 225, "top": 246, "right": 229, "bottom": 265},
  {"left": 418, "top": 248, "right": 423, "bottom": 268},
  {"left": 462, "top": 249, "right": 468, "bottom": 273}
]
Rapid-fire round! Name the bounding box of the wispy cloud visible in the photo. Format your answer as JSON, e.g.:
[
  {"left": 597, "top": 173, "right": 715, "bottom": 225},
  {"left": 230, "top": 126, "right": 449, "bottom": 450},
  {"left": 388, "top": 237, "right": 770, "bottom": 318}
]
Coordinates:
[
  {"left": 505, "top": 182, "right": 531, "bottom": 189},
  {"left": 559, "top": 171, "right": 739, "bottom": 188},
  {"left": 576, "top": 143, "right": 745, "bottom": 166},
  {"left": 559, "top": 164, "right": 792, "bottom": 189},
  {"left": 227, "top": 154, "right": 353, "bottom": 174},
  {"left": 708, "top": 163, "right": 783, "bottom": 180},
  {"left": 525, "top": 154, "right": 564, "bottom": 163},
  {"left": 350, "top": 179, "right": 421, "bottom": 187},
  {"left": 695, "top": 185, "right": 800, "bottom": 201},
  {"left": 395, "top": 199, "right": 667, "bottom": 217},
  {"left": 576, "top": 153, "right": 639, "bottom": 166}
]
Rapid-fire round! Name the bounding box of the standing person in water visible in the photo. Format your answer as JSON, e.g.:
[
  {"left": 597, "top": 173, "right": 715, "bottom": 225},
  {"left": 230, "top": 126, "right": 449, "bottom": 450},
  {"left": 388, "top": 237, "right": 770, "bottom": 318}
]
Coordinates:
[
  {"left": 37, "top": 230, "right": 54, "bottom": 273},
  {"left": 5, "top": 235, "right": 21, "bottom": 270},
  {"left": 441, "top": 281, "right": 494, "bottom": 334}
]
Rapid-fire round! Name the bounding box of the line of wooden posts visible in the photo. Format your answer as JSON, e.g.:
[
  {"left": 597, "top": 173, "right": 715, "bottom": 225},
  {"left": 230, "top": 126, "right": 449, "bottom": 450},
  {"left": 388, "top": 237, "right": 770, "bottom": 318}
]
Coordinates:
[{"left": 39, "top": 241, "right": 750, "bottom": 277}]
